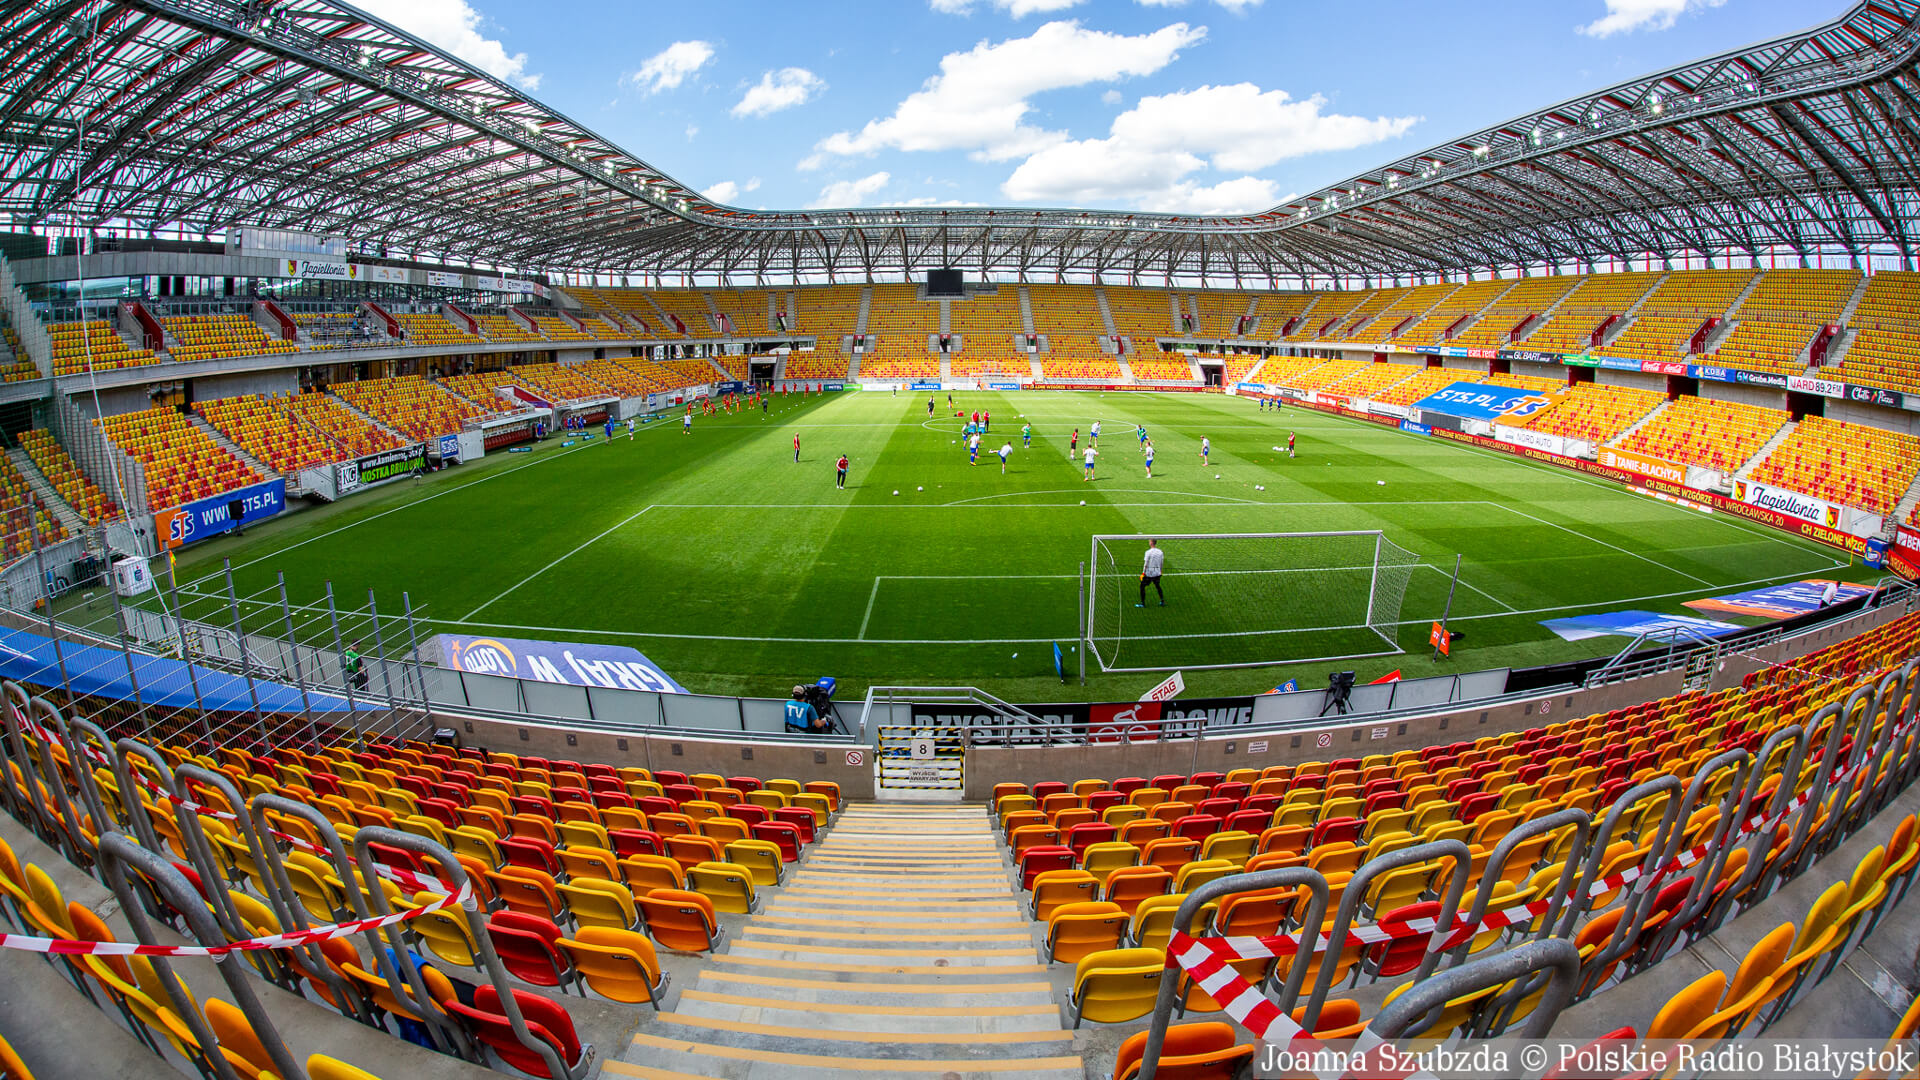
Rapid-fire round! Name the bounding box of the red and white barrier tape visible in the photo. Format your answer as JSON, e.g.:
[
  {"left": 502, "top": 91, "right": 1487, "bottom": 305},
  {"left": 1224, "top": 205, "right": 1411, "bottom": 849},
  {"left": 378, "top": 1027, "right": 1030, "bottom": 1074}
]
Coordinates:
[{"left": 3, "top": 711, "right": 477, "bottom": 957}]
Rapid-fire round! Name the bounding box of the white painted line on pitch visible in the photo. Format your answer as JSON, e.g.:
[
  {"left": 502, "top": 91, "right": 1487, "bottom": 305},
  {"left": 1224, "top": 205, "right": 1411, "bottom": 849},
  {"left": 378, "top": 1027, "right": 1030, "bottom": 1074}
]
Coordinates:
[
  {"left": 857, "top": 578, "right": 881, "bottom": 641},
  {"left": 204, "top": 421, "right": 674, "bottom": 579},
  {"left": 461, "top": 505, "right": 657, "bottom": 620},
  {"left": 445, "top": 563, "right": 1841, "bottom": 645},
  {"left": 944, "top": 487, "right": 1259, "bottom": 506},
  {"left": 1486, "top": 502, "right": 1715, "bottom": 587},
  {"left": 1421, "top": 562, "right": 1515, "bottom": 612}
]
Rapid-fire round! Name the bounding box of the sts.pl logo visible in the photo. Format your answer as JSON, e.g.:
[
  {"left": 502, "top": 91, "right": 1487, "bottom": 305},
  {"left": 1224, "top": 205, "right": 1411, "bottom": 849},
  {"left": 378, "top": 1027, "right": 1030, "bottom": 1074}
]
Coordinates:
[{"left": 163, "top": 510, "right": 194, "bottom": 546}]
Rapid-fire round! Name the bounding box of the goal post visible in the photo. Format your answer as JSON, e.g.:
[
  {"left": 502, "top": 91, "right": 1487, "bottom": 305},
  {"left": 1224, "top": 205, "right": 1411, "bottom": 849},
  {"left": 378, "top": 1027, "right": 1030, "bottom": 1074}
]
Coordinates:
[{"left": 1084, "top": 530, "right": 1420, "bottom": 673}]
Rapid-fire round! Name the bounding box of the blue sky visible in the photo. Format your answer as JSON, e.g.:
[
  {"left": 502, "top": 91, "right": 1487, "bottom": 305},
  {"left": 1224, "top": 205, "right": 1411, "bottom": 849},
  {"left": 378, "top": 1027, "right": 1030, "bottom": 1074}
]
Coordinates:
[{"left": 354, "top": 0, "right": 1847, "bottom": 215}]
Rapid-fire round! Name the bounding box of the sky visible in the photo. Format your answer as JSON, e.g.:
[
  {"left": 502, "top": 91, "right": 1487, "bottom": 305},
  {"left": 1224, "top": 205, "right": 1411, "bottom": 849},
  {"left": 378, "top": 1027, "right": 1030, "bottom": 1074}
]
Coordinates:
[{"left": 350, "top": 0, "right": 1849, "bottom": 216}]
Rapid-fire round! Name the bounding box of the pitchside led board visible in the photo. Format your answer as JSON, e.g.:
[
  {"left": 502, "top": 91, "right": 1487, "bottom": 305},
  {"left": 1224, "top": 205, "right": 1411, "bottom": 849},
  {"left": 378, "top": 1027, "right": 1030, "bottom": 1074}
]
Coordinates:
[
  {"left": 154, "top": 478, "right": 286, "bottom": 550},
  {"left": 1410, "top": 382, "right": 1556, "bottom": 422},
  {"left": 439, "top": 634, "right": 688, "bottom": 694}
]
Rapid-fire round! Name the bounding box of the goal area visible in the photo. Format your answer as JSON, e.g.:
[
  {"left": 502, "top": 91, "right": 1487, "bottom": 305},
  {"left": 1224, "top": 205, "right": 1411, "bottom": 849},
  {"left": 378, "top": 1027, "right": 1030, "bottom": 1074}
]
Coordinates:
[{"left": 1085, "top": 531, "right": 1419, "bottom": 673}]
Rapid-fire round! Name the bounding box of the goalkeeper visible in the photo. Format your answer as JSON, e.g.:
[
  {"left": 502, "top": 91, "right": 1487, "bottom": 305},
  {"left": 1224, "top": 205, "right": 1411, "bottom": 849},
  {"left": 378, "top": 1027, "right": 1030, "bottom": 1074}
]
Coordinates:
[{"left": 1137, "top": 539, "right": 1165, "bottom": 607}]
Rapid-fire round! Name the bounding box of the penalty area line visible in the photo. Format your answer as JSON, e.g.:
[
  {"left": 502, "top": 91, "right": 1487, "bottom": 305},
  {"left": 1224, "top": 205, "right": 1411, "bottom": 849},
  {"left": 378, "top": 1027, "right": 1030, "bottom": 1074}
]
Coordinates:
[{"left": 460, "top": 505, "right": 657, "bottom": 621}]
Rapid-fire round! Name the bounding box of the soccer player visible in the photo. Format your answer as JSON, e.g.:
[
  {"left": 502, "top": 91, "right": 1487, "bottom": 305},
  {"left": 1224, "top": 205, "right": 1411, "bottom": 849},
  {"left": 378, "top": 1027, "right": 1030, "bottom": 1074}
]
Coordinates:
[
  {"left": 1137, "top": 539, "right": 1165, "bottom": 607},
  {"left": 928, "top": 396, "right": 936, "bottom": 417},
  {"left": 1137, "top": 424, "right": 1149, "bottom": 451},
  {"left": 627, "top": 418, "right": 636, "bottom": 441},
  {"left": 1082, "top": 445, "right": 1097, "bottom": 481},
  {"left": 1287, "top": 431, "right": 1296, "bottom": 458},
  {"left": 969, "top": 431, "right": 981, "bottom": 465},
  {"left": 835, "top": 453, "right": 849, "bottom": 490},
  {"left": 794, "top": 433, "right": 801, "bottom": 462},
  {"left": 1022, "top": 422, "right": 1032, "bottom": 448},
  {"left": 984, "top": 410, "right": 991, "bottom": 432},
  {"left": 972, "top": 409, "right": 980, "bottom": 428},
  {"left": 1069, "top": 428, "right": 1079, "bottom": 458},
  {"left": 604, "top": 417, "right": 615, "bottom": 443},
  {"left": 1144, "top": 439, "right": 1155, "bottom": 477},
  {"left": 998, "top": 441, "right": 1013, "bottom": 473},
  {"left": 682, "top": 412, "right": 692, "bottom": 435},
  {"left": 1090, "top": 420, "right": 1101, "bottom": 446},
  {"left": 1200, "top": 436, "right": 1210, "bottom": 465}
]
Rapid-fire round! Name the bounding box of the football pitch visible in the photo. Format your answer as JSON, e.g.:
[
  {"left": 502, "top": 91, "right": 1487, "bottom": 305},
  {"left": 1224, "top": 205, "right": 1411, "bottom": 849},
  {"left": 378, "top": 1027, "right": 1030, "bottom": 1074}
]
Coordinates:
[{"left": 155, "top": 389, "right": 1868, "bottom": 703}]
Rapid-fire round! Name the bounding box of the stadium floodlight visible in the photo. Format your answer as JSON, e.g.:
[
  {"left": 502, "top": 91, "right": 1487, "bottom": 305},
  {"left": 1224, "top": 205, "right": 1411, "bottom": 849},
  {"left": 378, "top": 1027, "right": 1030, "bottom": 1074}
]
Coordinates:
[{"left": 1083, "top": 531, "right": 1419, "bottom": 673}]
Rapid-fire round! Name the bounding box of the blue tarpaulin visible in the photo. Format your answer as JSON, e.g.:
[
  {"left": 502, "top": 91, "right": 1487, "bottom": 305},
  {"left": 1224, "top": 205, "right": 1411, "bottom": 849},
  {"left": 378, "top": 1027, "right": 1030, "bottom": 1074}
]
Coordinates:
[{"left": 0, "top": 623, "right": 359, "bottom": 713}]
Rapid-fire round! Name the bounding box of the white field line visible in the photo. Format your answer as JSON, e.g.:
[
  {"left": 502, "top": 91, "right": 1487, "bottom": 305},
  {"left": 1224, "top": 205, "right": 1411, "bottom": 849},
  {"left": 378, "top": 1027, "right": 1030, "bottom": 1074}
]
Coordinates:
[{"left": 460, "top": 505, "right": 656, "bottom": 620}]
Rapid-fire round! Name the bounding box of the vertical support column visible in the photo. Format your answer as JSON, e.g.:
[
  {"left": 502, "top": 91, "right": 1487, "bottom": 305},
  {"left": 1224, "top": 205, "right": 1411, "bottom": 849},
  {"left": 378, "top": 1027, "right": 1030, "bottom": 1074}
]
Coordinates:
[
  {"left": 277, "top": 573, "right": 319, "bottom": 748},
  {"left": 162, "top": 553, "right": 213, "bottom": 749}
]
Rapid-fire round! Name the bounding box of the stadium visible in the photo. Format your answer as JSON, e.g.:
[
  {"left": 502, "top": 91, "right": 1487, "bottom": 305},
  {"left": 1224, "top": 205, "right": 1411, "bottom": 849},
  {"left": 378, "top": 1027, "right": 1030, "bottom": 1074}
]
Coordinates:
[{"left": 1, "top": 0, "right": 1919, "bottom": 1078}]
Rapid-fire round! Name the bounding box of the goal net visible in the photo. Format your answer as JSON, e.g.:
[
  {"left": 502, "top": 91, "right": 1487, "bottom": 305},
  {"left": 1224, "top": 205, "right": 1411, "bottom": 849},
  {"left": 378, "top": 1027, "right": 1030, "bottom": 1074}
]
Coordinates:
[{"left": 1086, "top": 531, "right": 1419, "bottom": 673}]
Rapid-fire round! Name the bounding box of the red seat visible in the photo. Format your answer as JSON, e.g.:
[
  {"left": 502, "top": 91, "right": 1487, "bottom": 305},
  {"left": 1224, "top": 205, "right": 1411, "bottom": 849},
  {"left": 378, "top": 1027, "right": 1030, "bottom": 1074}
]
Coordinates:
[
  {"left": 1065, "top": 823, "right": 1116, "bottom": 859},
  {"left": 1030, "top": 781, "right": 1069, "bottom": 799},
  {"left": 1189, "top": 772, "right": 1225, "bottom": 790},
  {"left": 726, "top": 805, "right": 770, "bottom": 826},
  {"left": 445, "top": 985, "right": 585, "bottom": 1079},
  {"left": 500, "top": 836, "right": 560, "bottom": 877},
  {"left": 750, "top": 822, "right": 804, "bottom": 862},
  {"left": 652, "top": 770, "right": 688, "bottom": 787},
  {"left": 1111, "top": 777, "right": 1147, "bottom": 795},
  {"left": 1195, "top": 798, "right": 1237, "bottom": 819},
  {"left": 771, "top": 807, "right": 816, "bottom": 844},
  {"left": 486, "top": 911, "right": 571, "bottom": 988},
  {"left": 1223, "top": 809, "right": 1269, "bottom": 834},
  {"left": 1212, "top": 782, "right": 1250, "bottom": 802},
  {"left": 1086, "top": 790, "right": 1124, "bottom": 813},
  {"left": 662, "top": 784, "right": 702, "bottom": 804},
  {"left": 636, "top": 796, "right": 677, "bottom": 818},
  {"left": 1312, "top": 817, "right": 1362, "bottom": 847},
  {"left": 1018, "top": 846, "right": 1076, "bottom": 890},
  {"left": 1172, "top": 815, "right": 1222, "bottom": 842},
  {"left": 608, "top": 829, "right": 664, "bottom": 858},
  {"left": 726, "top": 776, "right": 762, "bottom": 793}
]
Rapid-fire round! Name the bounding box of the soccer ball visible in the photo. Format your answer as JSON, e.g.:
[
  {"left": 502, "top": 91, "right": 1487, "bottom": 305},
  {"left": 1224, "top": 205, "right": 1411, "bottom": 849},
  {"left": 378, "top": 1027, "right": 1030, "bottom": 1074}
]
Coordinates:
[
  {"left": 1377, "top": 480, "right": 1386, "bottom": 486},
  {"left": 893, "top": 490, "right": 900, "bottom": 495},
  {"left": 1080, "top": 500, "right": 1086, "bottom": 505},
  {"left": 917, "top": 486, "right": 923, "bottom": 491},
  {"left": 1214, "top": 474, "right": 1220, "bottom": 479}
]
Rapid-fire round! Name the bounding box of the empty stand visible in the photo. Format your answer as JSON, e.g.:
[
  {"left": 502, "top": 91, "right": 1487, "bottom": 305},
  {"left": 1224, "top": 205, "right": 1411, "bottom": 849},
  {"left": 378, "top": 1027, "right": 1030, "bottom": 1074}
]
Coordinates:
[
  {"left": 471, "top": 312, "right": 545, "bottom": 345},
  {"left": 95, "top": 405, "right": 260, "bottom": 508},
  {"left": 1710, "top": 269, "right": 1857, "bottom": 376},
  {"left": 46, "top": 319, "right": 160, "bottom": 375},
  {"left": 569, "top": 358, "right": 660, "bottom": 396},
  {"left": 1518, "top": 384, "right": 1666, "bottom": 445},
  {"left": 19, "top": 429, "right": 117, "bottom": 525},
  {"left": 1105, "top": 287, "right": 1181, "bottom": 340},
  {"left": 860, "top": 285, "right": 942, "bottom": 380},
  {"left": 289, "top": 309, "right": 382, "bottom": 350},
  {"left": 1520, "top": 273, "right": 1662, "bottom": 354},
  {"left": 1127, "top": 354, "right": 1198, "bottom": 382},
  {"left": 645, "top": 290, "right": 719, "bottom": 338},
  {"left": 195, "top": 395, "right": 342, "bottom": 476},
  {"left": 1616, "top": 396, "right": 1789, "bottom": 475},
  {"left": 391, "top": 311, "right": 483, "bottom": 348},
  {"left": 284, "top": 393, "right": 406, "bottom": 458},
  {"left": 1596, "top": 270, "right": 1755, "bottom": 364},
  {"left": 1449, "top": 276, "right": 1583, "bottom": 350},
  {"left": 1396, "top": 281, "right": 1510, "bottom": 347},
  {"left": 1322, "top": 361, "right": 1424, "bottom": 400},
  {"left": 948, "top": 288, "right": 1026, "bottom": 374},
  {"left": 780, "top": 352, "right": 851, "bottom": 379},
  {"left": 443, "top": 370, "right": 531, "bottom": 410},
  {"left": 1745, "top": 415, "right": 1920, "bottom": 516},
  {"left": 160, "top": 313, "right": 298, "bottom": 364},
  {"left": 1830, "top": 271, "right": 1920, "bottom": 395},
  {"left": 793, "top": 285, "right": 862, "bottom": 339},
  {"left": 508, "top": 363, "right": 617, "bottom": 402},
  {"left": 0, "top": 452, "right": 65, "bottom": 560},
  {"left": 335, "top": 376, "right": 487, "bottom": 441},
  {"left": 1284, "top": 289, "right": 1372, "bottom": 341},
  {"left": 1028, "top": 285, "right": 1116, "bottom": 379}
]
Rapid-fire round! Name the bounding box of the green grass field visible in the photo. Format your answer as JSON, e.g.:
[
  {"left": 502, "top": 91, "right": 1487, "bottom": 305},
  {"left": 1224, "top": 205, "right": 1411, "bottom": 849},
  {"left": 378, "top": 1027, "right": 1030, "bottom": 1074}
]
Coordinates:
[{"left": 152, "top": 388, "right": 1869, "bottom": 703}]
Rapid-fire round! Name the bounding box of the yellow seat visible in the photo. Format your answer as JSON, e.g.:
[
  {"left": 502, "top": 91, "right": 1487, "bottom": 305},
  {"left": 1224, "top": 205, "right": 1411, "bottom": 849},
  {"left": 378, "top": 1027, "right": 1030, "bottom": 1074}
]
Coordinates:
[
  {"left": 687, "top": 861, "right": 757, "bottom": 914},
  {"left": 557, "top": 926, "right": 668, "bottom": 1007},
  {"left": 1069, "top": 947, "right": 1165, "bottom": 1026},
  {"left": 723, "top": 839, "right": 784, "bottom": 887},
  {"left": 1046, "top": 900, "right": 1128, "bottom": 964},
  {"left": 559, "top": 877, "right": 640, "bottom": 930}
]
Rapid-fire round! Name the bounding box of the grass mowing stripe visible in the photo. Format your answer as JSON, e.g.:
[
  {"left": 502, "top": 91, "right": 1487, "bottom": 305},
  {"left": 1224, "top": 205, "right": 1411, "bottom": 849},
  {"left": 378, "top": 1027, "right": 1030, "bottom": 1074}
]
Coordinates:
[{"left": 461, "top": 505, "right": 656, "bottom": 619}]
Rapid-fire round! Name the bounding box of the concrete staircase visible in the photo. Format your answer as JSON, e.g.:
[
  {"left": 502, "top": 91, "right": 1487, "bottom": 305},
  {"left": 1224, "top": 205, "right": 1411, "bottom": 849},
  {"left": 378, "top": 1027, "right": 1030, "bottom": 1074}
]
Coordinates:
[
  {"left": 1511, "top": 276, "right": 1581, "bottom": 343},
  {"left": 855, "top": 288, "right": 873, "bottom": 337},
  {"left": 1606, "top": 398, "right": 1673, "bottom": 447},
  {"left": 1440, "top": 279, "right": 1520, "bottom": 344},
  {"left": 190, "top": 415, "right": 277, "bottom": 480},
  {"left": 1094, "top": 288, "right": 1118, "bottom": 337},
  {"left": 845, "top": 351, "right": 862, "bottom": 380},
  {"left": 1017, "top": 287, "right": 1036, "bottom": 336},
  {"left": 1733, "top": 420, "right": 1798, "bottom": 479},
  {"left": 611, "top": 803, "right": 1082, "bottom": 1080},
  {"left": 939, "top": 353, "right": 953, "bottom": 381},
  {"left": 8, "top": 448, "right": 84, "bottom": 535},
  {"left": 1028, "top": 353, "right": 1045, "bottom": 380},
  {"left": 1700, "top": 271, "right": 1770, "bottom": 355},
  {"left": 1598, "top": 272, "right": 1672, "bottom": 348},
  {"left": 1836, "top": 273, "right": 1872, "bottom": 328},
  {"left": 1889, "top": 476, "right": 1920, "bottom": 533},
  {"left": 1115, "top": 355, "right": 1136, "bottom": 384}
]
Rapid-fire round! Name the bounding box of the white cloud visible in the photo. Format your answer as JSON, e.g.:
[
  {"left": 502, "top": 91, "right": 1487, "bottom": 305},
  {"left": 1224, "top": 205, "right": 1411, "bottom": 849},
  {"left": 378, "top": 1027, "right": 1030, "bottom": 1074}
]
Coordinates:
[
  {"left": 809, "top": 171, "right": 892, "bottom": 208},
  {"left": 1137, "top": 0, "right": 1263, "bottom": 9},
  {"left": 705, "top": 178, "right": 762, "bottom": 203},
  {"left": 932, "top": 0, "right": 1086, "bottom": 14},
  {"left": 628, "top": 40, "right": 715, "bottom": 95},
  {"left": 1002, "top": 82, "right": 1415, "bottom": 213},
  {"left": 1101, "top": 89, "right": 1123, "bottom": 105},
  {"left": 901, "top": 196, "right": 988, "bottom": 207},
  {"left": 685, "top": 124, "right": 699, "bottom": 140},
  {"left": 1577, "top": 0, "right": 1725, "bottom": 37},
  {"left": 813, "top": 20, "right": 1205, "bottom": 164},
  {"left": 733, "top": 68, "right": 826, "bottom": 118},
  {"left": 354, "top": 0, "right": 541, "bottom": 89}
]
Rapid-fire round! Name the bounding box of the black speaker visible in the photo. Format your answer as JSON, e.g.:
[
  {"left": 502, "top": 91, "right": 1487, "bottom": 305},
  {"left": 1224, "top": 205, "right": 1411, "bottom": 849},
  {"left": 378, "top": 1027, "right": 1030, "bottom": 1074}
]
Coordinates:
[
  {"left": 926, "top": 268, "right": 965, "bottom": 297},
  {"left": 228, "top": 499, "right": 247, "bottom": 522}
]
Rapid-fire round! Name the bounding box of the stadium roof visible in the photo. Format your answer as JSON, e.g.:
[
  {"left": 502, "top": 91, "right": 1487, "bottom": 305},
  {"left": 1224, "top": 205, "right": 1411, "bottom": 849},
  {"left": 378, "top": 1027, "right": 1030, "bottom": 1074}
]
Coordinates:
[{"left": 2, "top": 0, "right": 1918, "bottom": 283}]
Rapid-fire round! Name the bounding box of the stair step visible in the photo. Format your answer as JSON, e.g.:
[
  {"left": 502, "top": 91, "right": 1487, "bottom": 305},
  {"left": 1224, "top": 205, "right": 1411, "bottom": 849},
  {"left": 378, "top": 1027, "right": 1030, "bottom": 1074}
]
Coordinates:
[
  {"left": 673, "top": 990, "right": 1060, "bottom": 1033},
  {"left": 617, "top": 1033, "right": 1083, "bottom": 1079},
  {"left": 654, "top": 1012, "right": 1074, "bottom": 1046}
]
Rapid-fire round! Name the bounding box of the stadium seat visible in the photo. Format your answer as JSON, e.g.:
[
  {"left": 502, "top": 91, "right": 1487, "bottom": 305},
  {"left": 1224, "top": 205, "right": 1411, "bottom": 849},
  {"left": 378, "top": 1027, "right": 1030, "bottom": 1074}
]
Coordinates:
[
  {"left": 557, "top": 926, "right": 668, "bottom": 1007},
  {"left": 444, "top": 985, "right": 587, "bottom": 1079},
  {"left": 636, "top": 888, "right": 722, "bottom": 952},
  {"left": 1068, "top": 947, "right": 1166, "bottom": 1026}
]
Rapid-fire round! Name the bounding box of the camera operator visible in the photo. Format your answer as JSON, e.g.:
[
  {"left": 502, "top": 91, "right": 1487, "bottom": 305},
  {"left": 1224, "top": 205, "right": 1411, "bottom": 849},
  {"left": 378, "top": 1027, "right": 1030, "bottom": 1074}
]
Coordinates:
[{"left": 784, "top": 684, "right": 832, "bottom": 734}]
